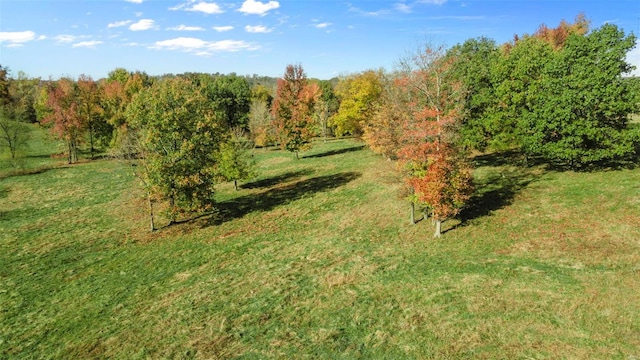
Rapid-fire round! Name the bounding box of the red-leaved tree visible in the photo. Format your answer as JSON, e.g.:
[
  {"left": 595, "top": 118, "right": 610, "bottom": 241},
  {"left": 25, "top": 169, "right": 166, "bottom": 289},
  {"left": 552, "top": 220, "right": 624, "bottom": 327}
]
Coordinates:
[
  {"left": 272, "top": 64, "right": 318, "bottom": 159},
  {"left": 42, "top": 78, "right": 83, "bottom": 163},
  {"left": 396, "top": 45, "right": 474, "bottom": 237}
]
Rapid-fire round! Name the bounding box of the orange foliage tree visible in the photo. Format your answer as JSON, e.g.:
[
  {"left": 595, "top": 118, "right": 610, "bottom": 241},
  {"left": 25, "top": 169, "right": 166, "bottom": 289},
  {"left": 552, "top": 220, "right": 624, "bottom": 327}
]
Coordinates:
[
  {"left": 272, "top": 64, "right": 318, "bottom": 159},
  {"left": 42, "top": 78, "right": 83, "bottom": 163},
  {"left": 363, "top": 71, "right": 408, "bottom": 160},
  {"left": 532, "top": 13, "right": 589, "bottom": 49},
  {"left": 396, "top": 45, "right": 474, "bottom": 237}
]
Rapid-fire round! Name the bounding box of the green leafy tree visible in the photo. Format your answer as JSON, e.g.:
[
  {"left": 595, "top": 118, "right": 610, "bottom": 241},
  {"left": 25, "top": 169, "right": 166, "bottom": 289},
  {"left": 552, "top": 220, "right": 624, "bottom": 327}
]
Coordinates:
[
  {"left": 0, "top": 66, "right": 31, "bottom": 160},
  {"left": 272, "top": 64, "right": 317, "bottom": 159},
  {"left": 7, "top": 71, "right": 39, "bottom": 124},
  {"left": 521, "top": 24, "right": 639, "bottom": 167},
  {"left": 447, "top": 37, "right": 501, "bottom": 151},
  {"left": 315, "top": 80, "right": 339, "bottom": 142},
  {"left": 251, "top": 84, "right": 274, "bottom": 106},
  {"left": 77, "top": 74, "right": 110, "bottom": 159},
  {"left": 218, "top": 129, "right": 256, "bottom": 190},
  {"left": 491, "top": 36, "right": 555, "bottom": 153},
  {"left": 102, "top": 69, "right": 151, "bottom": 154},
  {"left": 331, "top": 70, "right": 382, "bottom": 137},
  {"left": 200, "top": 74, "right": 252, "bottom": 130},
  {"left": 126, "top": 77, "right": 227, "bottom": 227},
  {"left": 0, "top": 115, "right": 30, "bottom": 160}
]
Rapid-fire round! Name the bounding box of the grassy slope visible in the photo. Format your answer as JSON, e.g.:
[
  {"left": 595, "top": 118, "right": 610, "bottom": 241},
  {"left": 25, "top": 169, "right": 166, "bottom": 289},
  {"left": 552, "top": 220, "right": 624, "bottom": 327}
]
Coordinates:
[
  {"left": 0, "top": 123, "right": 66, "bottom": 178},
  {"left": 1, "top": 139, "right": 639, "bottom": 359}
]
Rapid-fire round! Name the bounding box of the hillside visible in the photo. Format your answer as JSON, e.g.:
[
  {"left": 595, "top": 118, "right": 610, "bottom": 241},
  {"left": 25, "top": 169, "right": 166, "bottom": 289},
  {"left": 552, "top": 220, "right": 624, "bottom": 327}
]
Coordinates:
[{"left": 1, "top": 139, "right": 639, "bottom": 358}]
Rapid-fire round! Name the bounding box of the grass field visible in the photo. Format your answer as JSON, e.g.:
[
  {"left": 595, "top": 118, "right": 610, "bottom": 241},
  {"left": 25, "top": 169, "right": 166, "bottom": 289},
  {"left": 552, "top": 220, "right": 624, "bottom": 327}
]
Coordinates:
[{"left": 1, "top": 137, "right": 639, "bottom": 358}]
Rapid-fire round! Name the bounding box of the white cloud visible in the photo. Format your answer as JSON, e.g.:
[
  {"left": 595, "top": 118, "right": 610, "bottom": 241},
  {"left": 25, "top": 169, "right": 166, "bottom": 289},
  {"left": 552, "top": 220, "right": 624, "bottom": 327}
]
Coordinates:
[
  {"left": 151, "top": 37, "right": 259, "bottom": 53},
  {"left": 189, "top": 1, "right": 223, "bottom": 14},
  {"left": 245, "top": 25, "right": 271, "bottom": 33},
  {"left": 213, "top": 25, "right": 234, "bottom": 32},
  {"left": 37, "top": 35, "right": 47, "bottom": 40},
  {"left": 238, "top": 0, "right": 279, "bottom": 16},
  {"left": 0, "top": 31, "right": 36, "bottom": 44},
  {"left": 129, "top": 19, "right": 156, "bottom": 31},
  {"left": 55, "top": 34, "right": 76, "bottom": 43},
  {"left": 135, "top": 12, "right": 143, "bottom": 17},
  {"left": 347, "top": 4, "right": 389, "bottom": 17},
  {"left": 417, "top": 0, "right": 447, "bottom": 4},
  {"left": 125, "top": 0, "right": 143, "bottom": 3},
  {"left": 315, "top": 22, "right": 331, "bottom": 29},
  {"left": 395, "top": 3, "right": 412, "bottom": 13},
  {"left": 72, "top": 40, "right": 103, "bottom": 48},
  {"left": 108, "top": 20, "right": 133, "bottom": 28},
  {"left": 154, "top": 37, "right": 207, "bottom": 49},
  {"left": 167, "top": 24, "right": 205, "bottom": 31},
  {"left": 171, "top": 1, "right": 224, "bottom": 14}
]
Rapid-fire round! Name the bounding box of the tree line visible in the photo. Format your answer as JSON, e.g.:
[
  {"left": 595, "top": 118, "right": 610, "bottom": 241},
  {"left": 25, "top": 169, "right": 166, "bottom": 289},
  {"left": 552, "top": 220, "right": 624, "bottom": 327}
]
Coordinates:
[{"left": 1, "top": 14, "right": 638, "bottom": 236}]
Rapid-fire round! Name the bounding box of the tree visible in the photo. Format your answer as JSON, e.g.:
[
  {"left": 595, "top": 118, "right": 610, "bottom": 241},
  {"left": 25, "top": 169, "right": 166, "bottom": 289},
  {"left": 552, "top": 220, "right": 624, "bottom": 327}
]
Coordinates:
[
  {"left": 218, "top": 129, "right": 256, "bottom": 190},
  {"left": 7, "top": 71, "right": 39, "bottom": 124},
  {"left": 532, "top": 13, "right": 590, "bottom": 50},
  {"left": 42, "top": 78, "right": 83, "bottom": 164},
  {"left": 102, "top": 69, "right": 151, "bottom": 154},
  {"left": 0, "top": 66, "right": 30, "bottom": 160},
  {"left": 248, "top": 84, "right": 275, "bottom": 147},
  {"left": 272, "top": 64, "right": 317, "bottom": 159},
  {"left": 77, "top": 74, "right": 109, "bottom": 159},
  {"left": 314, "top": 80, "right": 339, "bottom": 142},
  {"left": 522, "top": 23, "right": 639, "bottom": 167},
  {"left": 331, "top": 70, "right": 382, "bottom": 137},
  {"left": 126, "top": 77, "right": 227, "bottom": 227},
  {"left": 447, "top": 37, "right": 501, "bottom": 151},
  {"left": 362, "top": 70, "right": 407, "bottom": 160},
  {"left": 0, "top": 117, "right": 30, "bottom": 160},
  {"left": 396, "top": 45, "right": 474, "bottom": 238},
  {"left": 207, "top": 74, "right": 252, "bottom": 130},
  {"left": 0, "top": 65, "right": 10, "bottom": 104},
  {"left": 491, "top": 36, "right": 555, "bottom": 154}
]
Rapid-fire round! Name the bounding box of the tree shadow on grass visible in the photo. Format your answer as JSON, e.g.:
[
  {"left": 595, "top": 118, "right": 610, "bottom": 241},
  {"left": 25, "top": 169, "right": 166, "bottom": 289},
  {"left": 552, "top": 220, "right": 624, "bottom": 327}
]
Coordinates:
[
  {"left": 457, "top": 167, "right": 541, "bottom": 227},
  {"left": 240, "top": 169, "right": 313, "bottom": 189},
  {"left": 445, "top": 151, "right": 544, "bottom": 232},
  {"left": 471, "top": 149, "right": 525, "bottom": 168},
  {"left": 302, "top": 145, "right": 365, "bottom": 159},
  {"left": 205, "top": 171, "right": 361, "bottom": 226},
  {"left": 0, "top": 165, "right": 66, "bottom": 180}
]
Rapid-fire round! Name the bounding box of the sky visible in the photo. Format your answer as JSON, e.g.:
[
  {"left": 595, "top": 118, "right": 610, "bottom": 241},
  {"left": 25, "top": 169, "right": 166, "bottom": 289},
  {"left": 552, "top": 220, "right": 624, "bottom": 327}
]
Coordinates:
[{"left": 1, "top": 0, "right": 639, "bottom": 80}]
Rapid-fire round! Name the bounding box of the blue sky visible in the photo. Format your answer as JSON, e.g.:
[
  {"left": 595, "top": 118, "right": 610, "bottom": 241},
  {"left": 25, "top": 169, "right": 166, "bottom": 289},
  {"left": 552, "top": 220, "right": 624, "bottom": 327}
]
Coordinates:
[{"left": 1, "top": 0, "right": 639, "bottom": 80}]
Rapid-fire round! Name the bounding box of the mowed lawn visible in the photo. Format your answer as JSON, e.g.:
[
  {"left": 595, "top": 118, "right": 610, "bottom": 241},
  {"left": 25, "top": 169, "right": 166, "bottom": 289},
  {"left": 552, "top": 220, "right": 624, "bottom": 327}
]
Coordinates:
[{"left": 1, "top": 138, "right": 639, "bottom": 358}]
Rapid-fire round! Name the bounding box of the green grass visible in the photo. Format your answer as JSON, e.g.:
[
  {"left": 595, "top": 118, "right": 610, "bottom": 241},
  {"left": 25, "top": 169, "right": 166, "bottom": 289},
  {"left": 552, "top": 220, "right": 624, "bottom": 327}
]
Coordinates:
[
  {"left": 1, "top": 139, "right": 639, "bottom": 358},
  {"left": 0, "top": 123, "right": 66, "bottom": 179}
]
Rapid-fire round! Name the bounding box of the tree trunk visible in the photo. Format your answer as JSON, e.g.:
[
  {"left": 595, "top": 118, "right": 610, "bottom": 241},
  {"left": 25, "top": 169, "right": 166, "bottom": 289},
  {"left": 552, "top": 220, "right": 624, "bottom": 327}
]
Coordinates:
[
  {"left": 89, "top": 120, "right": 95, "bottom": 160},
  {"left": 148, "top": 193, "right": 155, "bottom": 232},
  {"left": 295, "top": 150, "right": 299, "bottom": 160},
  {"left": 169, "top": 194, "right": 176, "bottom": 225},
  {"left": 67, "top": 140, "right": 72, "bottom": 164},
  {"left": 410, "top": 202, "right": 416, "bottom": 225},
  {"left": 234, "top": 180, "right": 238, "bottom": 191},
  {"left": 434, "top": 220, "right": 442, "bottom": 238}
]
